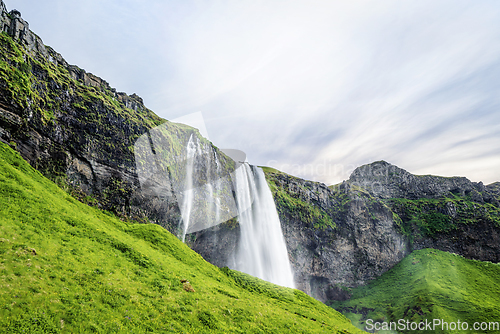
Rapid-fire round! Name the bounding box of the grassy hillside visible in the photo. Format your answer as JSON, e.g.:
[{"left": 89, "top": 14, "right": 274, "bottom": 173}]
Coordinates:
[
  {"left": 0, "top": 141, "right": 364, "bottom": 333},
  {"left": 331, "top": 248, "right": 500, "bottom": 333}
]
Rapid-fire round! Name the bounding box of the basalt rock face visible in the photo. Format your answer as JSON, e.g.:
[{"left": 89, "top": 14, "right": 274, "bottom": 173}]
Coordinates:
[
  {"left": 0, "top": 0, "right": 236, "bottom": 234},
  {"left": 352, "top": 161, "right": 500, "bottom": 263},
  {"left": 487, "top": 182, "right": 500, "bottom": 196},
  {"left": 264, "top": 171, "right": 408, "bottom": 302},
  {"left": 256, "top": 162, "right": 500, "bottom": 303},
  {"left": 187, "top": 219, "right": 241, "bottom": 268}
]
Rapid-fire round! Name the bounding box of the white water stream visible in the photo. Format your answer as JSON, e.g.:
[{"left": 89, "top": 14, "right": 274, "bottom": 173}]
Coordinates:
[
  {"left": 232, "top": 164, "right": 295, "bottom": 288},
  {"left": 135, "top": 122, "right": 294, "bottom": 288},
  {"left": 180, "top": 135, "right": 196, "bottom": 242},
  {"left": 177, "top": 138, "right": 294, "bottom": 288}
]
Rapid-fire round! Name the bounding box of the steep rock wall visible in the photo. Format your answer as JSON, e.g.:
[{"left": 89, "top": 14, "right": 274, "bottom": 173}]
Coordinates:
[
  {"left": 190, "top": 162, "right": 499, "bottom": 303},
  {"left": 265, "top": 170, "right": 408, "bottom": 302},
  {"left": 269, "top": 162, "right": 500, "bottom": 302},
  {"left": 354, "top": 161, "right": 500, "bottom": 262},
  {"left": 0, "top": 1, "right": 236, "bottom": 234}
]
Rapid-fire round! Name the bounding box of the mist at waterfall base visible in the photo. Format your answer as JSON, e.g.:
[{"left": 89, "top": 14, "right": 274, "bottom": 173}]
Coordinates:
[{"left": 134, "top": 128, "right": 295, "bottom": 288}]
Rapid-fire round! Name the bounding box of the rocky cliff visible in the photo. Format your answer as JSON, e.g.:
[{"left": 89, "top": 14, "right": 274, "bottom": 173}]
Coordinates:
[
  {"left": 274, "top": 161, "right": 500, "bottom": 302},
  {"left": 190, "top": 162, "right": 500, "bottom": 303},
  {"left": 265, "top": 169, "right": 409, "bottom": 301},
  {"left": 348, "top": 160, "right": 497, "bottom": 203},
  {"left": 352, "top": 161, "right": 500, "bottom": 262},
  {"left": 0, "top": 1, "right": 236, "bottom": 236}
]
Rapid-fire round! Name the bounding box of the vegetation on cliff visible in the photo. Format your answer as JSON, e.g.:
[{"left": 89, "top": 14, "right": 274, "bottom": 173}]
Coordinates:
[
  {"left": 0, "top": 19, "right": 236, "bottom": 231},
  {"left": 262, "top": 167, "right": 338, "bottom": 230},
  {"left": 388, "top": 196, "right": 500, "bottom": 239},
  {"left": 0, "top": 31, "right": 164, "bottom": 158},
  {"left": 261, "top": 163, "right": 500, "bottom": 314},
  {"left": 0, "top": 142, "right": 363, "bottom": 333}
]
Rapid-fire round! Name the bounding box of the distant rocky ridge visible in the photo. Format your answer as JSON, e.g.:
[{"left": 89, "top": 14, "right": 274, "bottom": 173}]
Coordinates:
[{"left": 349, "top": 160, "right": 498, "bottom": 204}]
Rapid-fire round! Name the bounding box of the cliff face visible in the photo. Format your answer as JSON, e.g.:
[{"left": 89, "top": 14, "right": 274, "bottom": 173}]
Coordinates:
[
  {"left": 266, "top": 171, "right": 408, "bottom": 302},
  {"left": 268, "top": 162, "right": 499, "bottom": 302},
  {"left": 0, "top": 2, "right": 236, "bottom": 235},
  {"left": 348, "top": 160, "right": 497, "bottom": 204},
  {"left": 190, "top": 162, "right": 499, "bottom": 303},
  {"left": 356, "top": 161, "right": 500, "bottom": 262}
]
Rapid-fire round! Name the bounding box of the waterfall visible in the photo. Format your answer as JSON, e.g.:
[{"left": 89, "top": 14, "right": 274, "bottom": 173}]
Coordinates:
[
  {"left": 205, "top": 153, "right": 221, "bottom": 234},
  {"left": 232, "top": 164, "right": 295, "bottom": 288},
  {"left": 180, "top": 135, "right": 196, "bottom": 242},
  {"left": 172, "top": 135, "right": 294, "bottom": 288},
  {"left": 134, "top": 120, "right": 294, "bottom": 289}
]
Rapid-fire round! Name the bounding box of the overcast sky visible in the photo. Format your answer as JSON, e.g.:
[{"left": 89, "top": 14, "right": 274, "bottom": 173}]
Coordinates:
[{"left": 10, "top": 0, "right": 500, "bottom": 185}]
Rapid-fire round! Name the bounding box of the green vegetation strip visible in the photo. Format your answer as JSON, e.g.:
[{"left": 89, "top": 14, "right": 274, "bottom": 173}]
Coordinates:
[
  {"left": 388, "top": 197, "right": 500, "bottom": 238},
  {"left": 0, "top": 32, "right": 163, "bottom": 128},
  {"left": 0, "top": 142, "right": 363, "bottom": 333}
]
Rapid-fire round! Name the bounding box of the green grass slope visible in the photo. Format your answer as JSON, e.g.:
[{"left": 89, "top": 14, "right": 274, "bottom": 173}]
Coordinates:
[
  {"left": 331, "top": 249, "right": 500, "bottom": 333},
  {"left": 0, "top": 141, "right": 364, "bottom": 333}
]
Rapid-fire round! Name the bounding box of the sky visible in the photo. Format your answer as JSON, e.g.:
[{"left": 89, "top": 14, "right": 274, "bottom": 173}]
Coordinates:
[{"left": 9, "top": 0, "right": 500, "bottom": 185}]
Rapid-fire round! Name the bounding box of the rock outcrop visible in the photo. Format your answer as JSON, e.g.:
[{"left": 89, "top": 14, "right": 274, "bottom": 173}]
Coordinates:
[
  {"left": 267, "top": 171, "right": 408, "bottom": 301},
  {"left": 0, "top": 0, "right": 236, "bottom": 235},
  {"left": 277, "top": 162, "right": 499, "bottom": 302},
  {"left": 191, "top": 162, "right": 500, "bottom": 303},
  {"left": 349, "top": 160, "right": 497, "bottom": 205},
  {"left": 353, "top": 161, "right": 500, "bottom": 263}
]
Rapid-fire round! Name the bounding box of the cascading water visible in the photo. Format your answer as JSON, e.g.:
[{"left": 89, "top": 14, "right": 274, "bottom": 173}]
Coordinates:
[
  {"left": 173, "top": 134, "right": 294, "bottom": 288},
  {"left": 205, "top": 154, "right": 221, "bottom": 234},
  {"left": 232, "top": 164, "right": 295, "bottom": 288},
  {"left": 207, "top": 151, "right": 221, "bottom": 226},
  {"left": 180, "top": 135, "right": 196, "bottom": 242}
]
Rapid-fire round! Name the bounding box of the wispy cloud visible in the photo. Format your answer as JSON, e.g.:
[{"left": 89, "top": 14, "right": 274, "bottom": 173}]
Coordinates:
[{"left": 13, "top": 0, "right": 500, "bottom": 184}]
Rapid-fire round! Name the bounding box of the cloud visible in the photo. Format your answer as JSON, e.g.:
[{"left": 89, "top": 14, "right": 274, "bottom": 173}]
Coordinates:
[{"left": 12, "top": 0, "right": 500, "bottom": 184}]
